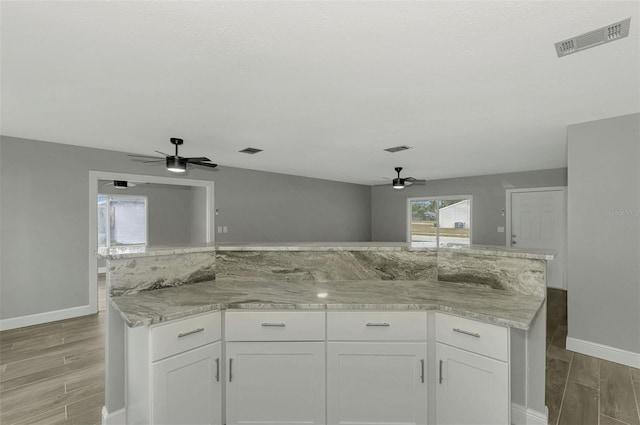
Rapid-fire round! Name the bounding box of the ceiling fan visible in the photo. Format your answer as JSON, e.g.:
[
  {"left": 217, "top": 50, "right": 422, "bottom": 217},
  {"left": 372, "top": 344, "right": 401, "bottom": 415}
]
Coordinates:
[
  {"left": 103, "top": 180, "right": 144, "bottom": 189},
  {"left": 388, "top": 167, "right": 426, "bottom": 189},
  {"left": 128, "top": 138, "right": 218, "bottom": 173}
]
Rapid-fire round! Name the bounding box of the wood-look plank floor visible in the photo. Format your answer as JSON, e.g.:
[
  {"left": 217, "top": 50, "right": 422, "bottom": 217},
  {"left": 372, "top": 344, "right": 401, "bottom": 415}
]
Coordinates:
[
  {"left": 1, "top": 283, "right": 639, "bottom": 424},
  {"left": 0, "top": 278, "right": 106, "bottom": 425},
  {"left": 547, "top": 288, "right": 640, "bottom": 425}
]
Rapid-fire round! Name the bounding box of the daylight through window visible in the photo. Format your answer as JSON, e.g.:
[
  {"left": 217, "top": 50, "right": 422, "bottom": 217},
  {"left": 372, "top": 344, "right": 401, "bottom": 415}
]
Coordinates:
[
  {"left": 409, "top": 197, "right": 471, "bottom": 247},
  {"left": 98, "top": 195, "right": 148, "bottom": 248}
]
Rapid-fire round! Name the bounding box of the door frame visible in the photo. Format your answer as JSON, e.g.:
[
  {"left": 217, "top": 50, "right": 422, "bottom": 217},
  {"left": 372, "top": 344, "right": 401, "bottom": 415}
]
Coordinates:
[
  {"left": 88, "top": 171, "right": 215, "bottom": 314},
  {"left": 505, "top": 186, "right": 567, "bottom": 289}
]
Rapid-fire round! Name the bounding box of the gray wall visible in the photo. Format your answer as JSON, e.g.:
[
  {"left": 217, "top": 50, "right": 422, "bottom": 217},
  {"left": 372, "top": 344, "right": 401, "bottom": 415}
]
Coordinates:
[
  {"left": 567, "top": 113, "right": 640, "bottom": 355},
  {"left": 190, "top": 186, "right": 207, "bottom": 244},
  {"left": 0, "top": 136, "right": 371, "bottom": 320},
  {"left": 371, "top": 168, "right": 568, "bottom": 244},
  {"left": 99, "top": 181, "right": 196, "bottom": 246}
]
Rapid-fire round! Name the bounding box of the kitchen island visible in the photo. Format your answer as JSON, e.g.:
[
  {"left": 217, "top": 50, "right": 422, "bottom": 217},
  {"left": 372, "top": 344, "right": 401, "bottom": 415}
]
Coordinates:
[{"left": 99, "top": 242, "right": 553, "bottom": 425}]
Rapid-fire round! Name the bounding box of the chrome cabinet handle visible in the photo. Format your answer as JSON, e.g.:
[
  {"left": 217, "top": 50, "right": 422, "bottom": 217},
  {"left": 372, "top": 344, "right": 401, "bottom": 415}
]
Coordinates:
[
  {"left": 453, "top": 328, "right": 481, "bottom": 338},
  {"left": 439, "top": 360, "right": 443, "bottom": 384},
  {"left": 229, "top": 358, "right": 233, "bottom": 382},
  {"left": 177, "top": 328, "right": 204, "bottom": 338},
  {"left": 215, "top": 358, "right": 220, "bottom": 382},
  {"left": 261, "top": 322, "right": 286, "bottom": 327},
  {"left": 420, "top": 359, "right": 425, "bottom": 383},
  {"left": 365, "top": 322, "right": 390, "bottom": 327}
]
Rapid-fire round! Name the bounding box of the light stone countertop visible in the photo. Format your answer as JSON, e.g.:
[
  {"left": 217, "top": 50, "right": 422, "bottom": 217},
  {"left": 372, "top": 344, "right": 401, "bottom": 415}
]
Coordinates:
[
  {"left": 96, "top": 243, "right": 217, "bottom": 260},
  {"left": 214, "top": 242, "right": 408, "bottom": 251},
  {"left": 98, "top": 241, "right": 554, "bottom": 260},
  {"left": 430, "top": 244, "right": 555, "bottom": 260},
  {"left": 109, "top": 279, "right": 545, "bottom": 330}
]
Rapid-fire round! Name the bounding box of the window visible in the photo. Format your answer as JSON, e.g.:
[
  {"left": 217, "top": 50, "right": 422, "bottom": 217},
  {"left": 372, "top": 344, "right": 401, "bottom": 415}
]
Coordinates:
[
  {"left": 408, "top": 196, "right": 472, "bottom": 247},
  {"left": 98, "top": 195, "right": 148, "bottom": 247}
]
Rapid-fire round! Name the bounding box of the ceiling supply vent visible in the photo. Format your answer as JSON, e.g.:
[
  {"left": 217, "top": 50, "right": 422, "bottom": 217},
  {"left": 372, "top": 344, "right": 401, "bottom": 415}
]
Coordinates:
[
  {"left": 384, "top": 145, "right": 412, "bottom": 153},
  {"left": 555, "top": 17, "right": 631, "bottom": 58},
  {"left": 239, "top": 147, "right": 263, "bottom": 154}
]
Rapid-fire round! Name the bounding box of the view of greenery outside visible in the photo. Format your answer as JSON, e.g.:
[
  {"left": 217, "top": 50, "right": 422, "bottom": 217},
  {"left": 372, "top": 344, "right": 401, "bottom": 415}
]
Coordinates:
[{"left": 410, "top": 198, "right": 470, "bottom": 247}]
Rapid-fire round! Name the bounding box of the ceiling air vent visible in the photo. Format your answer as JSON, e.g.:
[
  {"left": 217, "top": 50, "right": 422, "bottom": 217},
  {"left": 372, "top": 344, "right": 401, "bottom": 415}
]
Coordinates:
[
  {"left": 239, "top": 147, "right": 263, "bottom": 154},
  {"left": 384, "top": 145, "right": 412, "bottom": 153},
  {"left": 555, "top": 17, "right": 631, "bottom": 58}
]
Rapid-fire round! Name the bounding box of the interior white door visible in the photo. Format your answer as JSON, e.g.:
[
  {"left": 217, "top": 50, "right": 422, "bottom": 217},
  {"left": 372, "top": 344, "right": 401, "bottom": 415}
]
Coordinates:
[
  {"left": 510, "top": 189, "right": 566, "bottom": 289},
  {"left": 327, "top": 342, "right": 428, "bottom": 425},
  {"left": 151, "top": 341, "right": 222, "bottom": 425},
  {"left": 226, "top": 341, "right": 325, "bottom": 425},
  {"left": 436, "top": 343, "right": 509, "bottom": 425}
]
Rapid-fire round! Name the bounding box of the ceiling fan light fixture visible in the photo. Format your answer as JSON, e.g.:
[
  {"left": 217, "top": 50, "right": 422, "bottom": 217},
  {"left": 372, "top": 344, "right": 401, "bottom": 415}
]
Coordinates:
[
  {"left": 166, "top": 157, "right": 187, "bottom": 173},
  {"left": 392, "top": 178, "right": 405, "bottom": 189},
  {"left": 113, "top": 180, "right": 132, "bottom": 189}
]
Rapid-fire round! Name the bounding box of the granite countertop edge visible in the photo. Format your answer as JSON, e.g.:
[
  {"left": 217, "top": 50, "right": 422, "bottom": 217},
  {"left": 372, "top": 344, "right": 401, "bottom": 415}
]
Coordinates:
[
  {"left": 109, "top": 280, "right": 545, "bottom": 331},
  {"left": 98, "top": 242, "right": 554, "bottom": 260}
]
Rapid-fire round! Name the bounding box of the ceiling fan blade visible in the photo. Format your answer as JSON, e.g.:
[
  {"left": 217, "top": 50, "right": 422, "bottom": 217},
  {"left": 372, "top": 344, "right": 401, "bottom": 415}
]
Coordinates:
[
  {"left": 406, "top": 177, "right": 426, "bottom": 183},
  {"left": 183, "top": 157, "right": 211, "bottom": 162},
  {"left": 128, "top": 154, "right": 164, "bottom": 160},
  {"left": 142, "top": 160, "right": 165, "bottom": 163},
  {"left": 190, "top": 161, "right": 218, "bottom": 169},
  {"left": 154, "top": 150, "right": 171, "bottom": 157}
]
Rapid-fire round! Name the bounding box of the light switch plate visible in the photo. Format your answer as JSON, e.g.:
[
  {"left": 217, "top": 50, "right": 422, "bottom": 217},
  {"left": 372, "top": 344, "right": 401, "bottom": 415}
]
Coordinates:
[
  {"left": 222, "top": 226, "right": 228, "bottom": 233},
  {"left": 217, "top": 226, "right": 223, "bottom": 233},
  {"left": 497, "top": 226, "right": 505, "bottom": 233}
]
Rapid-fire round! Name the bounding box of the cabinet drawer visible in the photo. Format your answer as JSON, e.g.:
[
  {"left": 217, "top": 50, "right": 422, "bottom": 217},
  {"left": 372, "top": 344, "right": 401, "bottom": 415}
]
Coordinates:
[
  {"left": 327, "top": 311, "right": 427, "bottom": 341},
  {"left": 435, "top": 313, "right": 508, "bottom": 361},
  {"left": 151, "top": 311, "right": 222, "bottom": 361},
  {"left": 225, "top": 311, "right": 325, "bottom": 341}
]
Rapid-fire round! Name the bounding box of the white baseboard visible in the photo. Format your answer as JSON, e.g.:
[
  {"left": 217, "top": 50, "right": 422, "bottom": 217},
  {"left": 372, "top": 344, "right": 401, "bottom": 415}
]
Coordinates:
[
  {"left": 102, "top": 406, "right": 126, "bottom": 425},
  {"left": 567, "top": 337, "right": 640, "bottom": 368},
  {"left": 511, "top": 403, "right": 548, "bottom": 425},
  {"left": 0, "top": 305, "right": 92, "bottom": 331}
]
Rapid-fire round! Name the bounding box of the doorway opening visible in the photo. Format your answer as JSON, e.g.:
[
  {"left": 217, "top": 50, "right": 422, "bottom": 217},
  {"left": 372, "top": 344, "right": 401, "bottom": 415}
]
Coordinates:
[
  {"left": 89, "top": 171, "right": 215, "bottom": 314},
  {"left": 506, "top": 187, "right": 567, "bottom": 290}
]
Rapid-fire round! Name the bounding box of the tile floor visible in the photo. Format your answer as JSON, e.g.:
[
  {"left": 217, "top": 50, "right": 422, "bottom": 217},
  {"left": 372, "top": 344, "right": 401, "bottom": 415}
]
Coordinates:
[
  {"left": 1, "top": 283, "right": 638, "bottom": 424},
  {"left": 546, "top": 288, "right": 640, "bottom": 425}
]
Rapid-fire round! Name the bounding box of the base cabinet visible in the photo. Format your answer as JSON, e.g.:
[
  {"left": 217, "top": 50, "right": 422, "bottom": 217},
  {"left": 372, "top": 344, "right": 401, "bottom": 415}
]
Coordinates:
[
  {"left": 435, "top": 343, "right": 509, "bottom": 425},
  {"left": 225, "top": 341, "right": 326, "bottom": 425},
  {"left": 327, "top": 342, "right": 428, "bottom": 425},
  {"left": 151, "top": 341, "right": 222, "bottom": 425}
]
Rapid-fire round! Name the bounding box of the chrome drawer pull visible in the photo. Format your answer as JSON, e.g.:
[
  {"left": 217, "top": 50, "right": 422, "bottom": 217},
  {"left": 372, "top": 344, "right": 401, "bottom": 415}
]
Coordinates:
[
  {"left": 177, "top": 328, "right": 205, "bottom": 338},
  {"left": 453, "top": 328, "right": 480, "bottom": 338},
  {"left": 420, "top": 359, "right": 425, "bottom": 383},
  {"left": 439, "top": 360, "right": 443, "bottom": 384},
  {"left": 366, "top": 322, "right": 390, "bottom": 327},
  {"left": 261, "top": 322, "right": 286, "bottom": 327},
  {"left": 215, "top": 358, "right": 220, "bottom": 382},
  {"left": 229, "top": 358, "right": 233, "bottom": 382}
]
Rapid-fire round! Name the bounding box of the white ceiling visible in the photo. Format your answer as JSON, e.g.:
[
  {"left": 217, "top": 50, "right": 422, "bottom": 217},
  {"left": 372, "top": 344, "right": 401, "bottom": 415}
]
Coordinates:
[{"left": 1, "top": 1, "right": 639, "bottom": 185}]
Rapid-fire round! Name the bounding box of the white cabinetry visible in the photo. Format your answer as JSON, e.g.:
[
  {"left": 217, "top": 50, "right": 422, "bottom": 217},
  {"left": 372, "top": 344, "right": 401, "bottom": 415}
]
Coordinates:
[
  {"left": 152, "top": 342, "right": 221, "bottom": 425},
  {"left": 435, "top": 312, "right": 510, "bottom": 425},
  {"left": 126, "top": 310, "right": 222, "bottom": 425},
  {"left": 225, "top": 311, "right": 326, "bottom": 425},
  {"left": 326, "top": 312, "right": 428, "bottom": 425}
]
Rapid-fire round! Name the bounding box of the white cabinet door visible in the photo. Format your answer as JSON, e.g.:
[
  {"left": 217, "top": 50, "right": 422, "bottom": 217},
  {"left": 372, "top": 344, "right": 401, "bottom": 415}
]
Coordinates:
[
  {"left": 151, "top": 341, "right": 222, "bottom": 425},
  {"left": 226, "top": 342, "right": 325, "bottom": 425},
  {"left": 327, "top": 342, "right": 428, "bottom": 425},
  {"left": 436, "top": 343, "right": 509, "bottom": 425}
]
